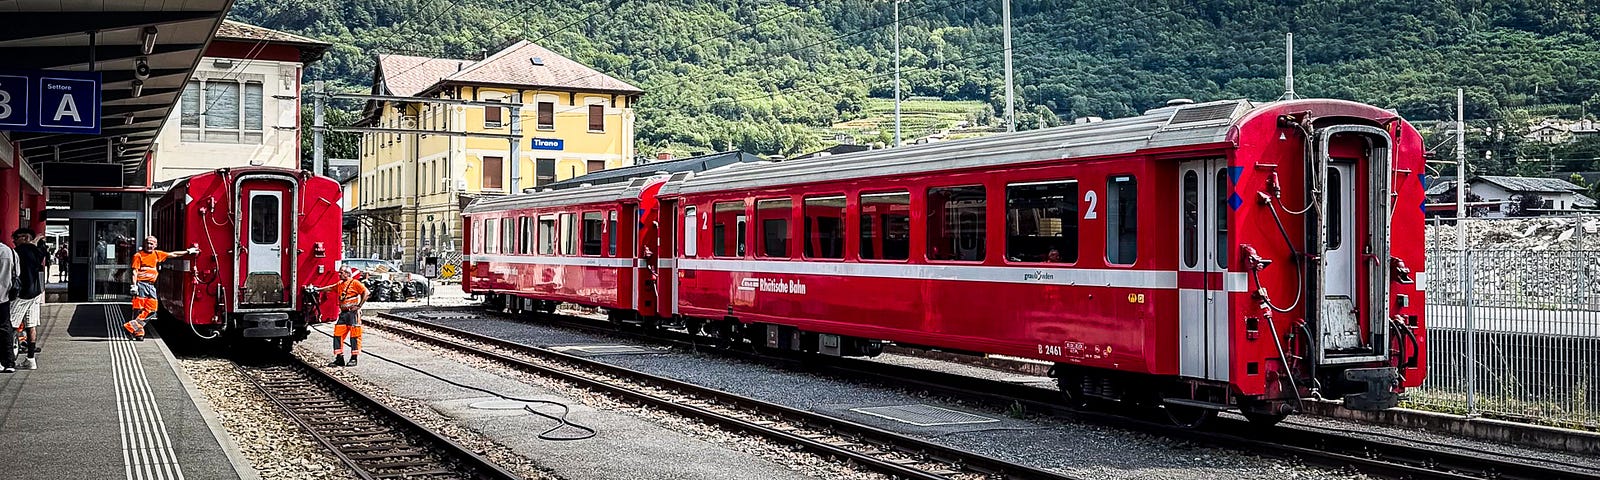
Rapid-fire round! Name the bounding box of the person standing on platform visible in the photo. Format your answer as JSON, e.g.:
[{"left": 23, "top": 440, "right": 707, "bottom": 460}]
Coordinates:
[
  {"left": 314, "top": 268, "right": 367, "bottom": 367},
  {"left": 0, "top": 240, "right": 17, "bottom": 373},
  {"left": 123, "top": 236, "right": 197, "bottom": 341},
  {"left": 10, "top": 229, "right": 47, "bottom": 369},
  {"left": 54, "top": 245, "right": 67, "bottom": 282}
]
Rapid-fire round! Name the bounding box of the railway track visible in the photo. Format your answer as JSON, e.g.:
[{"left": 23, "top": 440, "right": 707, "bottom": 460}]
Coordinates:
[
  {"left": 370, "top": 311, "right": 1082, "bottom": 480},
  {"left": 236, "top": 356, "right": 522, "bottom": 480},
  {"left": 385, "top": 307, "right": 1600, "bottom": 480}
]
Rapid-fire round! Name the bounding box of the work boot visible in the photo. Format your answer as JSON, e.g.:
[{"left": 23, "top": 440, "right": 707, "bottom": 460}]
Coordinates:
[
  {"left": 347, "top": 355, "right": 359, "bottom": 367},
  {"left": 331, "top": 354, "right": 346, "bottom": 367},
  {"left": 122, "top": 321, "right": 139, "bottom": 337}
]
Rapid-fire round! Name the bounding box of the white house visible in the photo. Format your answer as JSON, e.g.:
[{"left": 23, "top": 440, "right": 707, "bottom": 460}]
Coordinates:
[{"left": 148, "top": 21, "right": 330, "bottom": 182}]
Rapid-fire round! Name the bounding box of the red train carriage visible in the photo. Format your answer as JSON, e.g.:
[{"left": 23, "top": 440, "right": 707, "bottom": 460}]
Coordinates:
[
  {"left": 464, "top": 98, "right": 1427, "bottom": 425},
  {"left": 150, "top": 167, "right": 343, "bottom": 343},
  {"left": 463, "top": 178, "right": 667, "bottom": 320}
]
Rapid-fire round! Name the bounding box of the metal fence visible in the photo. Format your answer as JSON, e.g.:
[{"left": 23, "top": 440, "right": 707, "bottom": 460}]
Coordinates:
[{"left": 1412, "top": 215, "right": 1600, "bottom": 428}]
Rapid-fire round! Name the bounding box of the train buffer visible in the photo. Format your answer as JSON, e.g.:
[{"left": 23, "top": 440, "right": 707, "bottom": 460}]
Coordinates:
[{"left": 0, "top": 304, "right": 250, "bottom": 480}]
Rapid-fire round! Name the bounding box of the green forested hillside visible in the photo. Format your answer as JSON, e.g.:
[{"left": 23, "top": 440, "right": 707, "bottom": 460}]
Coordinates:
[{"left": 243, "top": 0, "right": 1600, "bottom": 167}]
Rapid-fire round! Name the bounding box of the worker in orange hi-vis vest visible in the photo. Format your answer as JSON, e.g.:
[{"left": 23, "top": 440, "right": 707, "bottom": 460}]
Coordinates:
[
  {"left": 314, "top": 267, "right": 368, "bottom": 366},
  {"left": 123, "top": 236, "right": 198, "bottom": 340}
]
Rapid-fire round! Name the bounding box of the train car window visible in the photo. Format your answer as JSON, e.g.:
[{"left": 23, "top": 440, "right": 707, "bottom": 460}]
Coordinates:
[
  {"left": 1182, "top": 171, "right": 1199, "bottom": 269},
  {"left": 684, "top": 207, "right": 698, "bottom": 257},
  {"left": 927, "top": 185, "right": 986, "bottom": 262},
  {"left": 859, "top": 191, "right": 911, "bottom": 260},
  {"left": 518, "top": 217, "right": 531, "bottom": 254},
  {"left": 249, "top": 195, "right": 279, "bottom": 244},
  {"left": 803, "top": 195, "right": 846, "bottom": 259},
  {"left": 712, "top": 201, "right": 744, "bottom": 257},
  {"left": 472, "top": 219, "right": 482, "bottom": 254},
  {"left": 501, "top": 218, "right": 514, "bottom": 254},
  {"left": 560, "top": 213, "right": 577, "bottom": 255},
  {"left": 582, "top": 212, "right": 605, "bottom": 256},
  {"left": 1106, "top": 175, "right": 1138, "bottom": 265},
  {"left": 1215, "top": 169, "right": 1229, "bottom": 268},
  {"left": 608, "top": 210, "right": 618, "bottom": 257},
  {"left": 1326, "top": 167, "right": 1342, "bottom": 251},
  {"left": 1006, "top": 180, "right": 1079, "bottom": 264},
  {"left": 756, "top": 198, "right": 792, "bottom": 258},
  {"left": 484, "top": 219, "right": 498, "bottom": 254},
  {"left": 538, "top": 216, "right": 557, "bottom": 255}
]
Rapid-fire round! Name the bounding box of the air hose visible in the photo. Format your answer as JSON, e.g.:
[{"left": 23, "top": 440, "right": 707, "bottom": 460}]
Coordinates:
[{"left": 312, "top": 326, "right": 596, "bottom": 441}]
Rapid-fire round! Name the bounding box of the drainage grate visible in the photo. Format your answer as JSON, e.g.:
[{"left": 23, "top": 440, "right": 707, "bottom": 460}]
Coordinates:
[
  {"left": 548, "top": 345, "right": 653, "bottom": 356},
  {"left": 850, "top": 404, "right": 999, "bottom": 427}
]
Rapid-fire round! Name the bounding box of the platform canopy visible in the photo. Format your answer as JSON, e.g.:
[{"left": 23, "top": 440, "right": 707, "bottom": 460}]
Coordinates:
[{"left": 1, "top": 0, "right": 233, "bottom": 188}]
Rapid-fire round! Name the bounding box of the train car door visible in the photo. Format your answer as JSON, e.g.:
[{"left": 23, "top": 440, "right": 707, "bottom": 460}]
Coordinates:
[
  {"left": 1322, "top": 162, "right": 1359, "bottom": 351},
  {"left": 653, "top": 200, "right": 679, "bottom": 317},
  {"left": 1177, "top": 158, "right": 1229, "bottom": 382},
  {"left": 240, "top": 181, "right": 293, "bottom": 306}
]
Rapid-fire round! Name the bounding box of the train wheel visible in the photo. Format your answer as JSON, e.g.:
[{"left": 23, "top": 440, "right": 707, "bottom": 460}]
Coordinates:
[{"left": 1161, "top": 403, "right": 1217, "bottom": 428}]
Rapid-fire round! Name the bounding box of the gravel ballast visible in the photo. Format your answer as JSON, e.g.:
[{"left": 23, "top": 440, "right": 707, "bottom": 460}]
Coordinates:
[{"left": 176, "top": 357, "right": 354, "bottom": 480}]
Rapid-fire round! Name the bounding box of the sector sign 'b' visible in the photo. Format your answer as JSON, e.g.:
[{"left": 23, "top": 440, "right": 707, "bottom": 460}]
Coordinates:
[{"left": 0, "top": 69, "right": 101, "bottom": 135}]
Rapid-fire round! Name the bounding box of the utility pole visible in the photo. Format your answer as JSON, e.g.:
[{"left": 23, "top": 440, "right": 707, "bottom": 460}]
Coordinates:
[
  {"left": 1455, "top": 88, "right": 1466, "bottom": 252},
  {"left": 1002, "top": 0, "right": 1015, "bottom": 132},
  {"left": 508, "top": 92, "right": 522, "bottom": 192},
  {"left": 1283, "top": 33, "right": 1296, "bottom": 100},
  {"left": 313, "top": 81, "right": 325, "bottom": 175},
  {"left": 893, "top": 0, "right": 901, "bottom": 147}
]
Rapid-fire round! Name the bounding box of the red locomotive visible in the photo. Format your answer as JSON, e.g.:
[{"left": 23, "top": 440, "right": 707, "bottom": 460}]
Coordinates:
[
  {"left": 150, "top": 166, "right": 344, "bottom": 345},
  {"left": 464, "top": 98, "right": 1428, "bottom": 426}
]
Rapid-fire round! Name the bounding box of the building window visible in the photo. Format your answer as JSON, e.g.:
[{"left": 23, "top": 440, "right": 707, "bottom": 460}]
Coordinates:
[
  {"left": 580, "top": 212, "right": 605, "bottom": 256},
  {"left": 537, "top": 102, "right": 555, "bottom": 129},
  {"left": 180, "top": 79, "right": 264, "bottom": 144},
  {"left": 538, "top": 216, "right": 557, "bottom": 255},
  {"left": 1006, "top": 180, "right": 1078, "bottom": 263},
  {"left": 483, "top": 156, "right": 503, "bottom": 190},
  {"left": 587, "top": 160, "right": 606, "bottom": 175},
  {"left": 803, "top": 195, "right": 845, "bottom": 259},
  {"left": 484, "top": 99, "right": 503, "bottom": 128},
  {"left": 1106, "top": 175, "right": 1137, "bottom": 265},
  {"left": 712, "top": 201, "right": 745, "bottom": 257},
  {"left": 859, "top": 191, "right": 910, "bottom": 260},
  {"left": 536, "top": 158, "right": 556, "bottom": 186},
  {"left": 756, "top": 198, "right": 791, "bottom": 258},
  {"left": 588, "top": 104, "right": 604, "bottom": 131},
  {"left": 927, "top": 185, "right": 986, "bottom": 262}
]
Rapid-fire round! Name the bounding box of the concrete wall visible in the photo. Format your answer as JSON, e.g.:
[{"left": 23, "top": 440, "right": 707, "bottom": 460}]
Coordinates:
[{"left": 150, "top": 57, "right": 304, "bottom": 183}]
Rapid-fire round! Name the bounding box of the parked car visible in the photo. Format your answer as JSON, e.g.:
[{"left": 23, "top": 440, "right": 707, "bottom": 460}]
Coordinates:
[{"left": 339, "top": 258, "right": 433, "bottom": 300}]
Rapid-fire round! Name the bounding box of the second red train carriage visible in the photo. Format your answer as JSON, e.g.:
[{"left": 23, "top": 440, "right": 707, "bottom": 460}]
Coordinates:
[
  {"left": 464, "top": 98, "right": 1428, "bottom": 425},
  {"left": 150, "top": 166, "right": 344, "bottom": 343}
]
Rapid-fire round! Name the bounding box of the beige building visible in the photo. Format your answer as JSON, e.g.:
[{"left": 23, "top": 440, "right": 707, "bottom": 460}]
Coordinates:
[
  {"left": 150, "top": 21, "right": 329, "bottom": 182},
  {"left": 349, "top": 40, "right": 642, "bottom": 273}
]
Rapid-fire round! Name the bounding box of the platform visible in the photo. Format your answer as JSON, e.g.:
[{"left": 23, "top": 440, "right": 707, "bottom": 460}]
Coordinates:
[{"left": 0, "top": 303, "right": 253, "bottom": 480}]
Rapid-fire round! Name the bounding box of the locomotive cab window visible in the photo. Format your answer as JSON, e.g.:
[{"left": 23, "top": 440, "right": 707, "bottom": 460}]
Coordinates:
[
  {"left": 1006, "top": 180, "right": 1078, "bottom": 263},
  {"left": 582, "top": 212, "right": 605, "bottom": 256},
  {"left": 1106, "top": 175, "right": 1138, "bottom": 265},
  {"left": 538, "top": 216, "right": 557, "bottom": 255},
  {"left": 712, "top": 201, "right": 745, "bottom": 257},
  {"left": 756, "top": 198, "right": 792, "bottom": 258},
  {"left": 249, "top": 194, "right": 279, "bottom": 244},
  {"left": 803, "top": 195, "right": 846, "bottom": 259},
  {"left": 860, "top": 191, "right": 911, "bottom": 260},
  {"left": 927, "top": 185, "right": 986, "bottom": 262}
]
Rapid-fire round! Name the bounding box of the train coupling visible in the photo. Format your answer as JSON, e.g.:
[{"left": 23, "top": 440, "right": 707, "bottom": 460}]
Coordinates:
[
  {"left": 1338, "top": 367, "right": 1401, "bottom": 411},
  {"left": 238, "top": 312, "right": 292, "bottom": 338}
]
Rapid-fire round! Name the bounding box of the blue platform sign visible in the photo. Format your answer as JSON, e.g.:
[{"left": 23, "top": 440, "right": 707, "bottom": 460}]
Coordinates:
[
  {"left": 530, "top": 137, "right": 564, "bottom": 150},
  {"left": 0, "top": 69, "right": 101, "bottom": 135}
]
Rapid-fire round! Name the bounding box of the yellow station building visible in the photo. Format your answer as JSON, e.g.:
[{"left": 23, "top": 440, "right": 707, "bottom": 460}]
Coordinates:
[{"left": 349, "top": 40, "right": 642, "bottom": 271}]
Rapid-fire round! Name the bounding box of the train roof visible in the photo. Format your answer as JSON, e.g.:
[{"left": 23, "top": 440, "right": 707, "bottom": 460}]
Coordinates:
[
  {"left": 464, "top": 175, "right": 667, "bottom": 214},
  {"left": 463, "top": 98, "right": 1403, "bottom": 212}
]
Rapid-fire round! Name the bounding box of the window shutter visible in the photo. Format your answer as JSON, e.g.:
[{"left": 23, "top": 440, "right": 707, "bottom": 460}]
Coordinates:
[
  {"left": 588, "top": 104, "right": 603, "bottom": 131},
  {"left": 243, "top": 82, "right": 263, "bottom": 130}
]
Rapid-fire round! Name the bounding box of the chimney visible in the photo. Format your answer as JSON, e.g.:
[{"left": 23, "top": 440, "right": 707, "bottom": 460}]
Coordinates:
[{"left": 656, "top": 152, "right": 674, "bottom": 161}]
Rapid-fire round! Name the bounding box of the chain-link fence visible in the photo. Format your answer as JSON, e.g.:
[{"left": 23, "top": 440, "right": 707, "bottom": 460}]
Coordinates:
[{"left": 1412, "top": 215, "right": 1600, "bottom": 428}]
